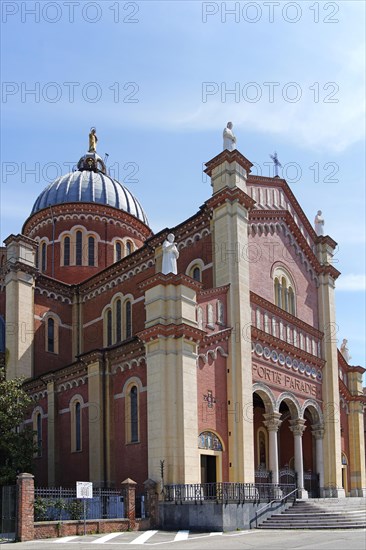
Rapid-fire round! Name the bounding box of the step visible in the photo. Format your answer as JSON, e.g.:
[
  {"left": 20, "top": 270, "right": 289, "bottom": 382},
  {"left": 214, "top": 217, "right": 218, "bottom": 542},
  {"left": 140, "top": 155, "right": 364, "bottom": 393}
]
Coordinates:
[
  {"left": 260, "top": 524, "right": 366, "bottom": 529},
  {"left": 271, "top": 514, "right": 366, "bottom": 520}
]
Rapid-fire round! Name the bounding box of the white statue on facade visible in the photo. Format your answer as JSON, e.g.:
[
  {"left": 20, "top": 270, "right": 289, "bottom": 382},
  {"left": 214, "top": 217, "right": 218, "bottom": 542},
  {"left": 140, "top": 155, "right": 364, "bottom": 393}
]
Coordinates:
[
  {"left": 223, "top": 121, "right": 237, "bottom": 151},
  {"left": 314, "top": 210, "right": 325, "bottom": 236},
  {"left": 340, "top": 338, "right": 351, "bottom": 363},
  {"left": 162, "top": 233, "right": 179, "bottom": 275}
]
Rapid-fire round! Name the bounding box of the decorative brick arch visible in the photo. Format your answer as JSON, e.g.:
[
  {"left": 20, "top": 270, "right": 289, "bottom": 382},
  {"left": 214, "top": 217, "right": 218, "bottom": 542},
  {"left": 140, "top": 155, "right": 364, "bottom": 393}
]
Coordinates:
[
  {"left": 276, "top": 392, "right": 302, "bottom": 419},
  {"left": 301, "top": 399, "right": 323, "bottom": 425},
  {"left": 252, "top": 383, "right": 276, "bottom": 414}
]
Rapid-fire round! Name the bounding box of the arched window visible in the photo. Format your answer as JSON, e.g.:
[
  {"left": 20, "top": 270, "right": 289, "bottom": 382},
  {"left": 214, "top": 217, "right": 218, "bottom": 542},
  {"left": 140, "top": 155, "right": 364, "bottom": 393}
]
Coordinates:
[
  {"left": 47, "top": 318, "right": 55, "bottom": 353},
  {"left": 192, "top": 266, "right": 201, "bottom": 281},
  {"left": 41, "top": 242, "right": 47, "bottom": 272},
  {"left": 35, "top": 412, "right": 42, "bottom": 457},
  {"left": 88, "top": 236, "right": 95, "bottom": 266},
  {"left": 130, "top": 386, "right": 138, "bottom": 442},
  {"left": 125, "top": 300, "right": 132, "bottom": 339},
  {"left": 273, "top": 268, "right": 296, "bottom": 315},
  {"left": 107, "top": 309, "right": 112, "bottom": 346},
  {"left": 64, "top": 236, "right": 70, "bottom": 266},
  {"left": 115, "top": 241, "right": 122, "bottom": 262},
  {"left": 76, "top": 231, "right": 83, "bottom": 266},
  {"left": 75, "top": 402, "right": 81, "bottom": 451},
  {"left": 116, "top": 299, "right": 122, "bottom": 343},
  {"left": 126, "top": 241, "right": 132, "bottom": 255},
  {"left": 71, "top": 398, "right": 83, "bottom": 452},
  {"left": 35, "top": 246, "right": 39, "bottom": 269}
]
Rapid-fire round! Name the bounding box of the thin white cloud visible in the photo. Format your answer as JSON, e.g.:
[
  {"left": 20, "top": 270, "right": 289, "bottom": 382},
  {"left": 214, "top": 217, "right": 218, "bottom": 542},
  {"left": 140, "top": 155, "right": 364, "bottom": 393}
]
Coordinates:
[{"left": 336, "top": 274, "right": 366, "bottom": 292}]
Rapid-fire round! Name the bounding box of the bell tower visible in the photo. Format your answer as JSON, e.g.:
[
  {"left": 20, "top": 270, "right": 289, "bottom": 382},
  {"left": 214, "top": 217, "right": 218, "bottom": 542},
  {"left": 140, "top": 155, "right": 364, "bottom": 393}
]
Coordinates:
[{"left": 204, "top": 127, "right": 256, "bottom": 483}]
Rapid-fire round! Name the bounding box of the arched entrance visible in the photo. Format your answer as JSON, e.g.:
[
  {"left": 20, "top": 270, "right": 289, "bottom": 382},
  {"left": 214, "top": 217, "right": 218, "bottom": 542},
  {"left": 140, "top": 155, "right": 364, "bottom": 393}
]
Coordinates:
[
  {"left": 198, "top": 431, "right": 223, "bottom": 484},
  {"left": 252, "top": 385, "right": 280, "bottom": 484}
]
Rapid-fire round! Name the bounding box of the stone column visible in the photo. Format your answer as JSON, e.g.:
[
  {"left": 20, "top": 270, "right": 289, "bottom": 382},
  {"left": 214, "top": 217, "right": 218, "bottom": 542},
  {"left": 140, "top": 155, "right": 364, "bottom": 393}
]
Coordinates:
[
  {"left": 122, "top": 478, "right": 137, "bottom": 530},
  {"left": 16, "top": 473, "right": 34, "bottom": 542},
  {"left": 312, "top": 423, "right": 325, "bottom": 495},
  {"left": 290, "top": 419, "right": 308, "bottom": 499},
  {"left": 44, "top": 375, "right": 56, "bottom": 486},
  {"left": 263, "top": 412, "right": 282, "bottom": 484}
]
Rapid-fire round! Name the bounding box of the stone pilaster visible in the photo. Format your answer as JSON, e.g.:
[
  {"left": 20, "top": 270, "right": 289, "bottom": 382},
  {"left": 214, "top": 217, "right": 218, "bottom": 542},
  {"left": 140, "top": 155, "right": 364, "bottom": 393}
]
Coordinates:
[
  {"left": 139, "top": 273, "right": 202, "bottom": 485},
  {"left": 44, "top": 375, "right": 56, "bottom": 486},
  {"left": 316, "top": 237, "right": 344, "bottom": 497},
  {"left": 87, "top": 355, "right": 104, "bottom": 487},
  {"left": 205, "top": 149, "right": 255, "bottom": 484},
  {"left": 347, "top": 400, "right": 366, "bottom": 496},
  {"left": 4, "top": 234, "right": 37, "bottom": 380}
]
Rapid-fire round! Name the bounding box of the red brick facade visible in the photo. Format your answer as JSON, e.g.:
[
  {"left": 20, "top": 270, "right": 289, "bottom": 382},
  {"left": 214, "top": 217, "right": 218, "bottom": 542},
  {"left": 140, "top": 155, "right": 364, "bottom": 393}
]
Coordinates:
[{"left": 1, "top": 145, "right": 365, "bottom": 497}]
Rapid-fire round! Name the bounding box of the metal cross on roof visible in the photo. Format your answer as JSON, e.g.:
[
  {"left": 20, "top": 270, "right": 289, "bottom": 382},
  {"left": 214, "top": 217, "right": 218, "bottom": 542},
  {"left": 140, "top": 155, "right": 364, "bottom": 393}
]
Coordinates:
[{"left": 270, "top": 151, "right": 282, "bottom": 177}]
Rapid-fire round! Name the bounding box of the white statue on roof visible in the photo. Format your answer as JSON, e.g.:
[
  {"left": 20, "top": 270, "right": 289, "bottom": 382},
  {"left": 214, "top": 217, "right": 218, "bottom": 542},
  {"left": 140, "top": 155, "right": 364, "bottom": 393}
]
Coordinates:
[
  {"left": 314, "top": 210, "right": 324, "bottom": 236},
  {"left": 162, "top": 233, "right": 179, "bottom": 275},
  {"left": 223, "top": 122, "right": 237, "bottom": 151},
  {"left": 340, "top": 339, "right": 351, "bottom": 363}
]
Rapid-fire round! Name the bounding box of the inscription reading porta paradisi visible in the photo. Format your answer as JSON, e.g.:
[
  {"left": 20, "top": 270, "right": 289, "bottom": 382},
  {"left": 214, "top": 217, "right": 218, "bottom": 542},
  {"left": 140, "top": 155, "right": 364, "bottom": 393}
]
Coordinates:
[{"left": 252, "top": 363, "right": 320, "bottom": 398}]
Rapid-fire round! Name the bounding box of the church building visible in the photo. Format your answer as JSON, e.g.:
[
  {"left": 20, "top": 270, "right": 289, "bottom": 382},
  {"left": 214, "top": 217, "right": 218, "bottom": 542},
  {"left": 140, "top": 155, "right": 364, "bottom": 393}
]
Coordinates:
[{"left": 1, "top": 126, "right": 365, "bottom": 498}]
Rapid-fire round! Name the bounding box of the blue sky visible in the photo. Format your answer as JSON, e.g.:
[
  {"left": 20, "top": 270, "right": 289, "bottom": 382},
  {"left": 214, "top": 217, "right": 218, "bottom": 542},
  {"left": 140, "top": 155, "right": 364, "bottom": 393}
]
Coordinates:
[{"left": 1, "top": 1, "right": 365, "bottom": 369}]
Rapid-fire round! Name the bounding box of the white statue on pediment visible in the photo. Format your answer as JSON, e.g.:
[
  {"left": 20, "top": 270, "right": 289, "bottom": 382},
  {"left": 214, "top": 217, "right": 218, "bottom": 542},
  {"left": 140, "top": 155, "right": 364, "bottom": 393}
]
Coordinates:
[
  {"left": 223, "top": 122, "right": 237, "bottom": 151},
  {"left": 162, "top": 233, "right": 179, "bottom": 275},
  {"left": 340, "top": 338, "right": 351, "bottom": 363},
  {"left": 314, "top": 210, "right": 325, "bottom": 236}
]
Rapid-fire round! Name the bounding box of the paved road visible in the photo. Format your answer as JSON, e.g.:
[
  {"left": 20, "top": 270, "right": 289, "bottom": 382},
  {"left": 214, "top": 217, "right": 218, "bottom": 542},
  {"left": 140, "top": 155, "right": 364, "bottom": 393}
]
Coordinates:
[{"left": 2, "top": 529, "right": 366, "bottom": 550}]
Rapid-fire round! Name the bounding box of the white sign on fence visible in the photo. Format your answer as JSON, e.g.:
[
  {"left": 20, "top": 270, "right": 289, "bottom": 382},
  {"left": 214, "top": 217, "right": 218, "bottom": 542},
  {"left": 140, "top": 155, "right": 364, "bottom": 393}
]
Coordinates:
[{"left": 76, "top": 481, "right": 93, "bottom": 499}]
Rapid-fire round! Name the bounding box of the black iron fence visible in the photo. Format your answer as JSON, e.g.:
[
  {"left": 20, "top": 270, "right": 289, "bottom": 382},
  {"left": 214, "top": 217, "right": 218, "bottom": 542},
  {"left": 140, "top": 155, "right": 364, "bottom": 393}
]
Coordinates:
[
  {"left": 164, "top": 482, "right": 296, "bottom": 503},
  {"left": 0, "top": 485, "right": 16, "bottom": 541},
  {"left": 34, "top": 487, "right": 124, "bottom": 521}
]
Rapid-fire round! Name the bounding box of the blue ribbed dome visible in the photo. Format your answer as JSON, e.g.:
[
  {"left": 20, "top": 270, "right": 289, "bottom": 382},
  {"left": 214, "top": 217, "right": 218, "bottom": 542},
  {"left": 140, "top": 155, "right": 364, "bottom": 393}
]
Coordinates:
[{"left": 31, "top": 169, "right": 149, "bottom": 225}]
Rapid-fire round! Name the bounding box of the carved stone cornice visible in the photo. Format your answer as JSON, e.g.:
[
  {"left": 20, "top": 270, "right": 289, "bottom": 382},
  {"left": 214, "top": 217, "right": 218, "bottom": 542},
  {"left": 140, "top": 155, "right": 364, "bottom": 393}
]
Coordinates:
[
  {"left": 339, "top": 378, "right": 366, "bottom": 404},
  {"left": 200, "top": 328, "right": 232, "bottom": 349},
  {"left": 138, "top": 272, "right": 202, "bottom": 293},
  {"left": 22, "top": 202, "right": 152, "bottom": 241},
  {"left": 204, "top": 149, "right": 253, "bottom": 177},
  {"left": 137, "top": 323, "right": 205, "bottom": 344},
  {"left": 198, "top": 284, "right": 230, "bottom": 299},
  {"left": 205, "top": 186, "right": 256, "bottom": 212},
  {"left": 247, "top": 175, "right": 318, "bottom": 243}
]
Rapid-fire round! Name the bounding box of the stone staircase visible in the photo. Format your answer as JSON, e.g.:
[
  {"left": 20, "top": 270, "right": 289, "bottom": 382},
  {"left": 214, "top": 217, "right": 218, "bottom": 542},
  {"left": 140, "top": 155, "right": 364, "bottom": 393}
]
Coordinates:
[{"left": 259, "top": 498, "right": 366, "bottom": 529}]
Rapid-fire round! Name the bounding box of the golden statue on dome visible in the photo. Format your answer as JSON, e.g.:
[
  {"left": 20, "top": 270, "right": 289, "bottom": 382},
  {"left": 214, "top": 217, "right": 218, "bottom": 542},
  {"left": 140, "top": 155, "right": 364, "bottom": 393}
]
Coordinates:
[{"left": 88, "top": 127, "right": 98, "bottom": 152}]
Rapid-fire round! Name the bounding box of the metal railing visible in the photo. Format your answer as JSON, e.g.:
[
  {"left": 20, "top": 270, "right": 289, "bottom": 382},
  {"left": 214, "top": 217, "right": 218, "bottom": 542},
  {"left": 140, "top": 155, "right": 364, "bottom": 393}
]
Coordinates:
[
  {"left": 164, "top": 482, "right": 296, "bottom": 504},
  {"left": 254, "top": 486, "right": 298, "bottom": 528},
  {"left": 34, "top": 487, "right": 124, "bottom": 521}
]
